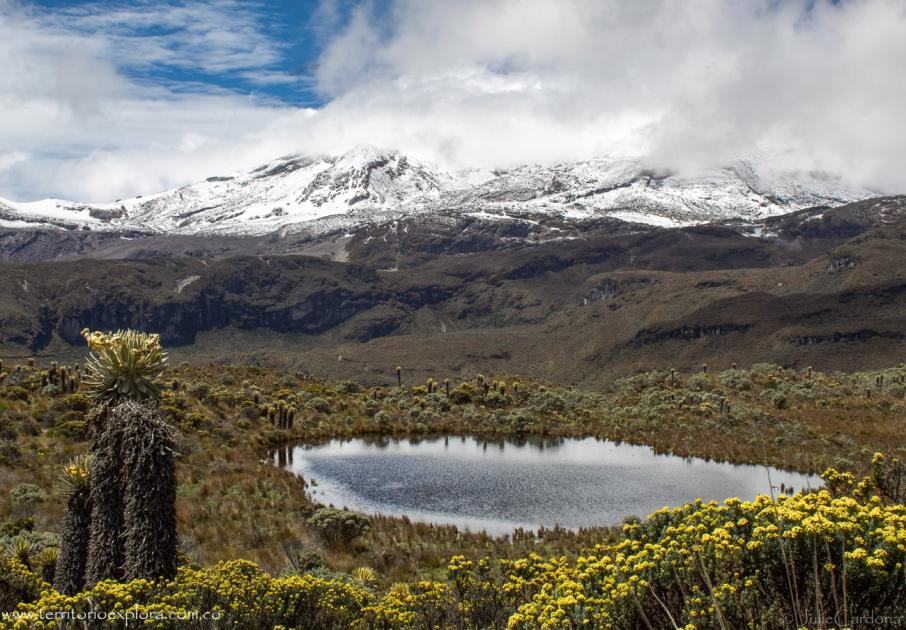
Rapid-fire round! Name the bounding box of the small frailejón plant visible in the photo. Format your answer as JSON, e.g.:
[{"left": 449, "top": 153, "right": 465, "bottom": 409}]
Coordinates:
[
  {"left": 80, "top": 329, "right": 177, "bottom": 587},
  {"left": 54, "top": 454, "right": 92, "bottom": 595},
  {"left": 35, "top": 548, "right": 60, "bottom": 585}
]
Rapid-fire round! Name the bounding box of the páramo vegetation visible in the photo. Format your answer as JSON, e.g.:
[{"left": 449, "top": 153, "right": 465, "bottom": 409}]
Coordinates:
[{"left": 1, "top": 331, "right": 905, "bottom": 628}]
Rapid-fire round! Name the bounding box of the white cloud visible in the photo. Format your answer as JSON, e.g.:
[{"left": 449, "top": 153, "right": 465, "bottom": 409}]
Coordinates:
[
  {"left": 1, "top": 0, "right": 905, "bottom": 201},
  {"left": 0, "top": 151, "right": 28, "bottom": 172},
  {"left": 304, "top": 0, "right": 906, "bottom": 191},
  {"left": 43, "top": 1, "right": 288, "bottom": 78},
  {"left": 0, "top": 0, "right": 305, "bottom": 201}
]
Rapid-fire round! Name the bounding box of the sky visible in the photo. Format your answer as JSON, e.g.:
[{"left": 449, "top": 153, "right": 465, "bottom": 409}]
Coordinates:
[{"left": 0, "top": 0, "right": 904, "bottom": 201}]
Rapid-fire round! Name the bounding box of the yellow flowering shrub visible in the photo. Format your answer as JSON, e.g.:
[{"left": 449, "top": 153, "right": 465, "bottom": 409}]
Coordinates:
[
  {"left": 4, "top": 561, "right": 369, "bottom": 630},
  {"left": 362, "top": 580, "right": 455, "bottom": 629},
  {"left": 4, "top": 469, "right": 905, "bottom": 629},
  {"left": 448, "top": 555, "right": 519, "bottom": 628},
  {"left": 0, "top": 556, "right": 46, "bottom": 613},
  {"left": 508, "top": 489, "right": 906, "bottom": 629}
]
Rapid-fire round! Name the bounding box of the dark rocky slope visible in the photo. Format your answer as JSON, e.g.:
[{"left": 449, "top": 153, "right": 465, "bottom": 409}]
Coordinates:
[{"left": 1, "top": 197, "right": 904, "bottom": 386}]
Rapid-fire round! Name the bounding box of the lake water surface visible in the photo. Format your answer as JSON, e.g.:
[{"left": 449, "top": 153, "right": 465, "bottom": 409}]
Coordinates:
[{"left": 276, "top": 436, "right": 821, "bottom": 535}]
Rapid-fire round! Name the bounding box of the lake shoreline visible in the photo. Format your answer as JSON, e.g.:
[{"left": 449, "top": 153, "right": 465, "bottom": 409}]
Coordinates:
[{"left": 274, "top": 435, "right": 822, "bottom": 536}]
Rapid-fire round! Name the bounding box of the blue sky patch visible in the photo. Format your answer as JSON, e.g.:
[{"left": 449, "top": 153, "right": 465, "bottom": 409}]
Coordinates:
[{"left": 26, "top": 0, "right": 338, "bottom": 106}]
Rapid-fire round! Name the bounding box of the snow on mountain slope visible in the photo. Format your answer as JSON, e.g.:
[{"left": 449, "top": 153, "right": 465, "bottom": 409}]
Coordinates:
[
  {"left": 0, "top": 147, "right": 878, "bottom": 236},
  {"left": 123, "top": 147, "right": 460, "bottom": 235}
]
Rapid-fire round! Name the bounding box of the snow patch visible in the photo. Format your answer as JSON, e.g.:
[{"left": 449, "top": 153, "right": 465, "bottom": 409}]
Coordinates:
[
  {"left": 0, "top": 149, "right": 876, "bottom": 237},
  {"left": 176, "top": 275, "right": 201, "bottom": 294}
]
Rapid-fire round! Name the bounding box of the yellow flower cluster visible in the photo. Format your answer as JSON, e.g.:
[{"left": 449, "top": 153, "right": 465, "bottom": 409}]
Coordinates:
[
  {"left": 81, "top": 329, "right": 161, "bottom": 354},
  {"left": 0, "top": 555, "right": 47, "bottom": 613},
  {"left": 507, "top": 489, "right": 906, "bottom": 629},
  {"left": 5, "top": 561, "right": 462, "bottom": 629},
  {"left": 57, "top": 454, "right": 92, "bottom": 495},
  {"left": 4, "top": 561, "right": 369, "bottom": 630},
  {"left": 63, "top": 464, "right": 86, "bottom": 483},
  {"left": 362, "top": 580, "right": 454, "bottom": 628},
  {"left": 4, "top": 484, "right": 905, "bottom": 629}
]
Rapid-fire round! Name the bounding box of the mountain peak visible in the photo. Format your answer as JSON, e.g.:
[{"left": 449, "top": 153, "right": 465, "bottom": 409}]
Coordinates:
[
  {"left": 0, "top": 152, "right": 879, "bottom": 236},
  {"left": 333, "top": 144, "right": 400, "bottom": 165}
]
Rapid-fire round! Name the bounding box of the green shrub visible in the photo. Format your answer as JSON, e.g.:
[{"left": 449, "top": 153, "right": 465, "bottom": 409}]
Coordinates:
[
  {"left": 527, "top": 390, "right": 568, "bottom": 414},
  {"left": 373, "top": 410, "right": 390, "bottom": 427},
  {"left": 189, "top": 382, "right": 210, "bottom": 401},
  {"left": 53, "top": 420, "right": 87, "bottom": 439},
  {"left": 55, "top": 392, "right": 92, "bottom": 413},
  {"left": 0, "top": 556, "right": 45, "bottom": 612},
  {"left": 10, "top": 484, "right": 48, "bottom": 509},
  {"left": 869, "top": 452, "right": 906, "bottom": 504},
  {"left": 484, "top": 390, "right": 511, "bottom": 408},
  {"left": 336, "top": 380, "right": 362, "bottom": 394},
  {"left": 240, "top": 402, "right": 260, "bottom": 421},
  {"left": 0, "top": 439, "right": 20, "bottom": 465},
  {"left": 2, "top": 386, "right": 29, "bottom": 401},
  {"left": 507, "top": 409, "right": 533, "bottom": 432},
  {"left": 54, "top": 409, "right": 85, "bottom": 425},
  {"left": 0, "top": 516, "right": 34, "bottom": 538},
  {"left": 772, "top": 392, "right": 788, "bottom": 409},
  {"left": 307, "top": 508, "right": 370, "bottom": 549},
  {"left": 41, "top": 384, "right": 63, "bottom": 397},
  {"left": 0, "top": 417, "right": 15, "bottom": 440},
  {"left": 718, "top": 368, "right": 751, "bottom": 390},
  {"left": 285, "top": 546, "right": 327, "bottom": 574},
  {"left": 158, "top": 405, "right": 187, "bottom": 426},
  {"left": 182, "top": 411, "right": 206, "bottom": 429},
  {"left": 306, "top": 397, "right": 331, "bottom": 413},
  {"left": 450, "top": 383, "right": 478, "bottom": 404},
  {"left": 686, "top": 373, "right": 712, "bottom": 391}
]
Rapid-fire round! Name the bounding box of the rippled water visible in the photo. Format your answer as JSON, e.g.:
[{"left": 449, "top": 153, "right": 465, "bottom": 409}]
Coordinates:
[{"left": 276, "top": 436, "right": 821, "bottom": 535}]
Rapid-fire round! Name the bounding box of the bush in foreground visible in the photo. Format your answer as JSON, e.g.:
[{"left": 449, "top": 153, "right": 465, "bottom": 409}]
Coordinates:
[
  {"left": 4, "top": 483, "right": 905, "bottom": 629},
  {"left": 508, "top": 490, "right": 906, "bottom": 629}
]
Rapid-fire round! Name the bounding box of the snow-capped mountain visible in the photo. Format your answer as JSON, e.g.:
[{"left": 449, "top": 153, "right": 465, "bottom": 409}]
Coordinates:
[{"left": 0, "top": 146, "right": 878, "bottom": 236}]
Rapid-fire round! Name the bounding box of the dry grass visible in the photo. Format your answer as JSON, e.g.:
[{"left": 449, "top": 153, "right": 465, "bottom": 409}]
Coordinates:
[{"left": 1, "top": 360, "right": 904, "bottom": 585}]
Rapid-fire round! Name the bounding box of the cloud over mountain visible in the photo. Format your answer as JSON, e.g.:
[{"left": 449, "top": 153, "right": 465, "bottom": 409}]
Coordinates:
[{"left": 1, "top": 0, "right": 904, "bottom": 201}]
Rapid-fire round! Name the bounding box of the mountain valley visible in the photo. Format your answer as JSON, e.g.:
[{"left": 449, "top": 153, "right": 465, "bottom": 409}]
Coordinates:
[{"left": 1, "top": 191, "right": 904, "bottom": 386}]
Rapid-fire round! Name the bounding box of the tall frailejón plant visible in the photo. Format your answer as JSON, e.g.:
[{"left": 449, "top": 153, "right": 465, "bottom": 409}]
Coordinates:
[
  {"left": 84, "top": 401, "right": 125, "bottom": 586},
  {"left": 117, "top": 400, "right": 177, "bottom": 580},
  {"left": 54, "top": 455, "right": 93, "bottom": 595},
  {"left": 81, "top": 329, "right": 177, "bottom": 586}
]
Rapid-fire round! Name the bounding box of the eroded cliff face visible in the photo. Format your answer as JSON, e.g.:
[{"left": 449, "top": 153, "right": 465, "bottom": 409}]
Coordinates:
[
  {"left": 52, "top": 287, "right": 384, "bottom": 346},
  {"left": 1, "top": 198, "right": 905, "bottom": 384},
  {"left": 0, "top": 257, "right": 395, "bottom": 350}
]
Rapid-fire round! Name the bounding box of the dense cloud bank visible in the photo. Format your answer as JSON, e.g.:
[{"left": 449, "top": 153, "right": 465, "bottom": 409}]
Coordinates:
[{"left": 1, "top": 0, "right": 904, "bottom": 201}]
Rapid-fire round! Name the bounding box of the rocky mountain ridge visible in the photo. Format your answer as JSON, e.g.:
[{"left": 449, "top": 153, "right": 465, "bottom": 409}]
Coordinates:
[
  {"left": 2, "top": 196, "right": 904, "bottom": 387},
  {"left": 0, "top": 147, "right": 878, "bottom": 238}
]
